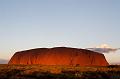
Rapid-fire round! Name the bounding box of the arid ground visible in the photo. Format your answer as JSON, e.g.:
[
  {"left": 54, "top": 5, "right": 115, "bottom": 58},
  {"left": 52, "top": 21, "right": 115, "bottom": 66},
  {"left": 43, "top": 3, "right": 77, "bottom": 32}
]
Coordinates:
[{"left": 0, "top": 64, "right": 120, "bottom": 79}]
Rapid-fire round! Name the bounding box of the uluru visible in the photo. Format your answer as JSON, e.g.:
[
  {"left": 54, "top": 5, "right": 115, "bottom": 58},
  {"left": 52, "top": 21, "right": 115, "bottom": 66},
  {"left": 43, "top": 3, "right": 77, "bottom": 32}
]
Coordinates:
[{"left": 8, "top": 47, "right": 109, "bottom": 66}]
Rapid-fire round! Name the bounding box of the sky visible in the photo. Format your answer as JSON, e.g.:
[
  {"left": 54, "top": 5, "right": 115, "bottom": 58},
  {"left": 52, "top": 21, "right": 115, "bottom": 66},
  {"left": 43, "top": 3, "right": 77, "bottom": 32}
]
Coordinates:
[{"left": 0, "top": 0, "right": 120, "bottom": 64}]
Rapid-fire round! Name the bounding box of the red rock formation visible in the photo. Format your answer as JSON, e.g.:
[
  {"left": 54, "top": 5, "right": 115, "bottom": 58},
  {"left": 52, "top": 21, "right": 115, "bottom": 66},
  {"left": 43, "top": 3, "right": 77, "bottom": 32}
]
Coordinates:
[{"left": 8, "top": 47, "right": 109, "bottom": 66}]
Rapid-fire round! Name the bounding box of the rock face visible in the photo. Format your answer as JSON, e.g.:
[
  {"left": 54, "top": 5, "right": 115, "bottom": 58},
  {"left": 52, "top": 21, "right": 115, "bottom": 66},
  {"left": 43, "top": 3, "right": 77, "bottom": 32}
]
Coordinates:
[{"left": 9, "top": 47, "right": 109, "bottom": 66}]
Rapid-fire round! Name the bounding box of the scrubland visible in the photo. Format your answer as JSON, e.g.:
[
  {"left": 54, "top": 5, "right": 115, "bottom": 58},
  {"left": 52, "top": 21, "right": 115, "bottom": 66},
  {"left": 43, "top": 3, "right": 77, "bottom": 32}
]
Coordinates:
[{"left": 0, "top": 64, "right": 120, "bottom": 79}]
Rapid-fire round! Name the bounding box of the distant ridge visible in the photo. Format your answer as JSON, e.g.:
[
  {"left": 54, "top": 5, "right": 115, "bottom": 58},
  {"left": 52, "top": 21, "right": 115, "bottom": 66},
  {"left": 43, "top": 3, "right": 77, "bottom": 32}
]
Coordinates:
[{"left": 0, "top": 59, "right": 8, "bottom": 64}]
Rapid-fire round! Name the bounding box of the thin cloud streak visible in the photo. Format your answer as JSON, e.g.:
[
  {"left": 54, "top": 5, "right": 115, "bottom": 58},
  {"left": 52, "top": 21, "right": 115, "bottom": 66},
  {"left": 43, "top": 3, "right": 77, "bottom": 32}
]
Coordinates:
[
  {"left": 86, "top": 44, "right": 120, "bottom": 53},
  {"left": 86, "top": 48, "right": 120, "bottom": 53}
]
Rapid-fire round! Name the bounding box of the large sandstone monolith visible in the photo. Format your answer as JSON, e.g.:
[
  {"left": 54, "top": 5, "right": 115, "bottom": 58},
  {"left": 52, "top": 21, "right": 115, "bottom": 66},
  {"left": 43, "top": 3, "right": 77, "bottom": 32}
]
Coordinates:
[{"left": 8, "top": 47, "right": 109, "bottom": 66}]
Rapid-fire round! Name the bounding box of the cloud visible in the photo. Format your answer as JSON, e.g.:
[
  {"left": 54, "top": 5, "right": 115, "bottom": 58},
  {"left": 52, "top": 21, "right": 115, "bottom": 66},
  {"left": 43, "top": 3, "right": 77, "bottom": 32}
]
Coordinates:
[
  {"left": 86, "top": 48, "right": 119, "bottom": 53},
  {"left": 86, "top": 44, "right": 120, "bottom": 53}
]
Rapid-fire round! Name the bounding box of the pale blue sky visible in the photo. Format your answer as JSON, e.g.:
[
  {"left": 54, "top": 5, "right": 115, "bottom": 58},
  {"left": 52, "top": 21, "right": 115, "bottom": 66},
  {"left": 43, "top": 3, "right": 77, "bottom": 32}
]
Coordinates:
[{"left": 0, "top": 0, "right": 120, "bottom": 64}]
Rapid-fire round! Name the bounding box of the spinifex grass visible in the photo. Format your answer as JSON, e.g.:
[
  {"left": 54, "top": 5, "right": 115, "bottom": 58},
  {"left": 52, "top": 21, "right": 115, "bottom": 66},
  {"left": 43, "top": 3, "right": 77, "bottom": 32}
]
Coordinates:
[{"left": 0, "top": 64, "right": 120, "bottom": 79}]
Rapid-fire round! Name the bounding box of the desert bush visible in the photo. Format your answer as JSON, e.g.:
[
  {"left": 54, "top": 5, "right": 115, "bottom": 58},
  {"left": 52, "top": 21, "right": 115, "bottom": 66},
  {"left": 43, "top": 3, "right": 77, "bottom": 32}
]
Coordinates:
[
  {"left": 0, "top": 64, "right": 120, "bottom": 79},
  {"left": 107, "top": 65, "right": 120, "bottom": 68}
]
